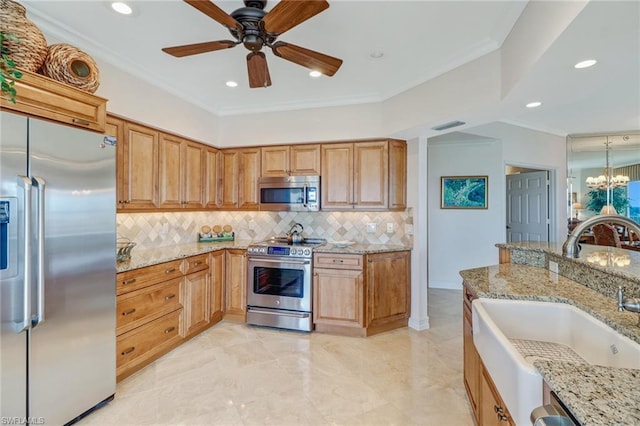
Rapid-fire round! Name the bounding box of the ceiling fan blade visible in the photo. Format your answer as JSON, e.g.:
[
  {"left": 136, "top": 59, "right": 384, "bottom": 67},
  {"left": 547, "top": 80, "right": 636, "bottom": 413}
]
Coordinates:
[
  {"left": 184, "top": 0, "right": 241, "bottom": 30},
  {"left": 247, "top": 52, "right": 272, "bottom": 88},
  {"left": 262, "top": 0, "right": 329, "bottom": 35},
  {"left": 271, "top": 41, "right": 342, "bottom": 77},
  {"left": 162, "top": 40, "right": 237, "bottom": 57}
]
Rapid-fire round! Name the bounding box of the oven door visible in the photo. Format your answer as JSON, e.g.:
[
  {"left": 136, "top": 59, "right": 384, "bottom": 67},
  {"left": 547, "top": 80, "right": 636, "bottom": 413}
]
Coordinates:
[{"left": 247, "top": 257, "right": 311, "bottom": 312}]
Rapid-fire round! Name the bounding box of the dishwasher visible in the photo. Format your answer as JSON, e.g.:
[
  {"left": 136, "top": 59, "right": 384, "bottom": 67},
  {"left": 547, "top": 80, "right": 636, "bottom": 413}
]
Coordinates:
[{"left": 530, "top": 391, "right": 579, "bottom": 425}]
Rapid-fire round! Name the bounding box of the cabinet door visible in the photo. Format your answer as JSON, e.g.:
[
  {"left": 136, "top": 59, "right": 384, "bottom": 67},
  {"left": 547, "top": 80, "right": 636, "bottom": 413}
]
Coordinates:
[
  {"left": 224, "top": 249, "right": 247, "bottom": 322},
  {"left": 205, "top": 147, "right": 220, "bottom": 209},
  {"left": 220, "top": 150, "right": 240, "bottom": 209},
  {"left": 480, "top": 366, "right": 514, "bottom": 426},
  {"left": 313, "top": 267, "right": 364, "bottom": 327},
  {"left": 239, "top": 148, "right": 261, "bottom": 209},
  {"left": 159, "top": 133, "right": 183, "bottom": 209},
  {"left": 183, "top": 269, "right": 210, "bottom": 337},
  {"left": 463, "top": 306, "right": 480, "bottom": 421},
  {"left": 321, "top": 143, "right": 354, "bottom": 209},
  {"left": 106, "top": 115, "right": 126, "bottom": 208},
  {"left": 290, "top": 144, "right": 320, "bottom": 175},
  {"left": 183, "top": 141, "right": 205, "bottom": 209},
  {"left": 261, "top": 145, "right": 289, "bottom": 177},
  {"left": 210, "top": 250, "right": 225, "bottom": 322},
  {"left": 365, "top": 251, "right": 410, "bottom": 329},
  {"left": 354, "top": 141, "right": 388, "bottom": 209},
  {"left": 122, "top": 122, "right": 159, "bottom": 209},
  {"left": 388, "top": 139, "right": 407, "bottom": 210}
]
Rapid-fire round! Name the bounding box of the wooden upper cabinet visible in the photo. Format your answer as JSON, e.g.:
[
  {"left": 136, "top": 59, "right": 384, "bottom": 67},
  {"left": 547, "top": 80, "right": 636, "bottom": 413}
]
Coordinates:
[
  {"left": 106, "top": 115, "right": 126, "bottom": 207},
  {"left": 221, "top": 148, "right": 260, "bottom": 210},
  {"left": 261, "top": 144, "right": 321, "bottom": 177},
  {"left": 219, "top": 150, "right": 240, "bottom": 209},
  {"left": 1, "top": 69, "right": 107, "bottom": 133},
  {"left": 321, "top": 139, "right": 406, "bottom": 211},
  {"left": 205, "top": 147, "right": 220, "bottom": 209},
  {"left": 159, "top": 134, "right": 206, "bottom": 209},
  {"left": 354, "top": 141, "right": 388, "bottom": 209},
  {"left": 388, "top": 140, "right": 407, "bottom": 210},
  {"left": 321, "top": 143, "right": 354, "bottom": 209},
  {"left": 120, "top": 122, "right": 159, "bottom": 210}
]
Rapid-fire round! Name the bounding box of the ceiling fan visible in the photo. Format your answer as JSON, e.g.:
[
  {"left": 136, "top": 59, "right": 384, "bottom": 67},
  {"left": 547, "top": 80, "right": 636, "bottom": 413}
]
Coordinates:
[{"left": 162, "top": 0, "right": 343, "bottom": 88}]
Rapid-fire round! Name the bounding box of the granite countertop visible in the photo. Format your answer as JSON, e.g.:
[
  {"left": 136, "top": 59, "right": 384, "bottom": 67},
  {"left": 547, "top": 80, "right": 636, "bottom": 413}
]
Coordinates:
[
  {"left": 117, "top": 240, "right": 412, "bottom": 272},
  {"left": 460, "top": 263, "right": 640, "bottom": 426}
]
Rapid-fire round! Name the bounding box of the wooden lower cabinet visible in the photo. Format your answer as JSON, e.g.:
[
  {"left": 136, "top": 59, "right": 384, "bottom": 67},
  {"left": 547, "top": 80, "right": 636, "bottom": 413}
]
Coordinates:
[
  {"left": 463, "top": 281, "right": 514, "bottom": 425},
  {"left": 224, "top": 249, "right": 247, "bottom": 322},
  {"left": 115, "top": 251, "right": 226, "bottom": 382},
  {"left": 313, "top": 251, "right": 410, "bottom": 336}
]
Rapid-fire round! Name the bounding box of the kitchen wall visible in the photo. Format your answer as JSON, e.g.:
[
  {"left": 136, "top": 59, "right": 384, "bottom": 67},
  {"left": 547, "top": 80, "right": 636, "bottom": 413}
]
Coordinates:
[{"left": 117, "top": 210, "right": 412, "bottom": 250}]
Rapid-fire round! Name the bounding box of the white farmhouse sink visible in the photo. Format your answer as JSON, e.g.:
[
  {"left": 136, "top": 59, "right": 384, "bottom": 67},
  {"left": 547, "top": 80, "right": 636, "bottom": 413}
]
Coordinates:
[{"left": 472, "top": 298, "right": 640, "bottom": 426}]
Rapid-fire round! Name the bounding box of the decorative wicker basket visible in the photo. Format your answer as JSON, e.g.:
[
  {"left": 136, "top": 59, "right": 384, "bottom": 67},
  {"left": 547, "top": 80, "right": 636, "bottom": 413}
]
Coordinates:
[
  {"left": 40, "top": 43, "right": 100, "bottom": 93},
  {"left": 0, "top": 0, "right": 48, "bottom": 72}
]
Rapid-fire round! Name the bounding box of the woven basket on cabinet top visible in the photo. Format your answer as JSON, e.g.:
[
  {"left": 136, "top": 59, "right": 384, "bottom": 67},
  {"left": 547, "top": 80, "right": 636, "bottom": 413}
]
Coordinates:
[
  {"left": 0, "top": 0, "right": 48, "bottom": 72},
  {"left": 39, "top": 43, "right": 100, "bottom": 93}
]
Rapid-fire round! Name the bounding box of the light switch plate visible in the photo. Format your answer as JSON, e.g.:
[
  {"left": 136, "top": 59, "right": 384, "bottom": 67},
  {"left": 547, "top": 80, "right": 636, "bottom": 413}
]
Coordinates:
[
  {"left": 549, "top": 261, "right": 559, "bottom": 274},
  {"left": 386, "top": 223, "right": 394, "bottom": 233}
]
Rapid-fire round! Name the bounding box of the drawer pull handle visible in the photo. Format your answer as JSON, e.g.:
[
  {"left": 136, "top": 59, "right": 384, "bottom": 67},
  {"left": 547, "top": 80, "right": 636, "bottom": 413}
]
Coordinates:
[
  {"left": 165, "top": 294, "right": 176, "bottom": 301},
  {"left": 121, "top": 347, "right": 135, "bottom": 356},
  {"left": 497, "top": 414, "right": 508, "bottom": 422},
  {"left": 72, "top": 118, "right": 91, "bottom": 126},
  {"left": 494, "top": 405, "right": 504, "bottom": 414},
  {"left": 193, "top": 261, "right": 202, "bottom": 266},
  {"left": 123, "top": 278, "right": 137, "bottom": 285},
  {"left": 165, "top": 268, "right": 176, "bottom": 274},
  {"left": 164, "top": 326, "right": 176, "bottom": 334},
  {"left": 122, "top": 308, "right": 136, "bottom": 316}
]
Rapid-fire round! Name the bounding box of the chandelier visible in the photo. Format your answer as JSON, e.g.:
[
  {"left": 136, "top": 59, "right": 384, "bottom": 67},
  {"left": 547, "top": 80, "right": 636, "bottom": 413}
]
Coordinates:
[{"left": 585, "top": 137, "right": 630, "bottom": 190}]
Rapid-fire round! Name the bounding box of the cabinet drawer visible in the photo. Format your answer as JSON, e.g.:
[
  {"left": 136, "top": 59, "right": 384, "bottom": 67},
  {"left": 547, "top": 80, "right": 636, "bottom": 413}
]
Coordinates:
[
  {"left": 314, "top": 253, "right": 363, "bottom": 270},
  {"left": 1, "top": 69, "right": 107, "bottom": 132},
  {"left": 116, "top": 277, "right": 183, "bottom": 335},
  {"left": 117, "top": 259, "right": 183, "bottom": 295},
  {"left": 184, "top": 253, "right": 209, "bottom": 275},
  {"left": 116, "top": 310, "right": 182, "bottom": 370}
]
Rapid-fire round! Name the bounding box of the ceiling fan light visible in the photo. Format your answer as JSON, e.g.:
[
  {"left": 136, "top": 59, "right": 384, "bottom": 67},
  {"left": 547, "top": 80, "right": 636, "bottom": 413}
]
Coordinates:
[
  {"left": 309, "top": 70, "right": 322, "bottom": 78},
  {"left": 526, "top": 101, "right": 542, "bottom": 108},
  {"left": 111, "top": 2, "right": 132, "bottom": 15}
]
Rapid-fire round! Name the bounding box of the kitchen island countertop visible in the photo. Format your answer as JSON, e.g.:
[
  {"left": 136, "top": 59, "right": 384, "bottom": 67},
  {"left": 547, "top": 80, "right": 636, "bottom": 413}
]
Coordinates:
[{"left": 461, "top": 263, "right": 640, "bottom": 426}]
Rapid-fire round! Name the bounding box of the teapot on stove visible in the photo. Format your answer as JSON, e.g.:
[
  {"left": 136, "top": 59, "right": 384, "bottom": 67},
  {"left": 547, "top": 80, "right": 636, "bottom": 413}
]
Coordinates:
[{"left": 286, "top": 222, "right": 304, "bottom": 244}]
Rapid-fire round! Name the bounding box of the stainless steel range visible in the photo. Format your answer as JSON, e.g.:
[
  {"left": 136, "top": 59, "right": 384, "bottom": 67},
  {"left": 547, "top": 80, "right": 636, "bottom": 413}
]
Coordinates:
[{"left": 246, "top": 236, "right": 326, "bottom": 332}]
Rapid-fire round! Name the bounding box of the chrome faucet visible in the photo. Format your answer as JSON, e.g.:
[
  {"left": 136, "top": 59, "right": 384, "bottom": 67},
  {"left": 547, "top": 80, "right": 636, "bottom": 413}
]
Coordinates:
[
  {"left": 562, "top": 214, "right": 640, "bottom": 258},
  {"left": 618, "top": 286, "right": 640, "bottom": 327}
]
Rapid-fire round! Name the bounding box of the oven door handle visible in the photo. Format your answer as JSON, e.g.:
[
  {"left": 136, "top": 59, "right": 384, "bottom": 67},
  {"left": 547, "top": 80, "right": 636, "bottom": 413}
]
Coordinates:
[
  {"left": 249, "top": 258, "right": 311, "bottom": 266},
  {"left": 247, "top": 307, "right": 310, "bottom": 318}
]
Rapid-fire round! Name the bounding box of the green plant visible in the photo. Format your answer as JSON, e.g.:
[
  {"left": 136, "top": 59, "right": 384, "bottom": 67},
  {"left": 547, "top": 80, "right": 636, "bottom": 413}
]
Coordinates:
[
  {"left": 585, "top": 187, "right": 629, "bottom": 214},
  {"left": 0, "top": 31, "right": 23, "bottom": 104}
]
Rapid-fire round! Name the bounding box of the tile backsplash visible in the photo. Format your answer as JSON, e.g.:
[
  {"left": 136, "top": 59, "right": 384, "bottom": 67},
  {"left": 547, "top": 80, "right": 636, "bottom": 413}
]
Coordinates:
[{"left": 117, "top": 210, "right": 413, "bottom": 249}]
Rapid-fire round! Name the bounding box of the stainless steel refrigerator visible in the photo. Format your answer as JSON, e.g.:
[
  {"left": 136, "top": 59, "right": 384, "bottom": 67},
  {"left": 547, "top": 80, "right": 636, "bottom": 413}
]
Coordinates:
[{"left": 1, "top": 111, "right": 116, "bottom": 425}]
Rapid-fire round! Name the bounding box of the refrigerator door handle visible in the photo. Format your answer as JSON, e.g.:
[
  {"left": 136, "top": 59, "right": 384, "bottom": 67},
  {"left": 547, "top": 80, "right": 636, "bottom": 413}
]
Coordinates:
[
  {"left": 16, "top": 176, "right": 32, "bottom": 333},
  {"left": 32, "top": 176, "right": 46, "bottom": 327}
]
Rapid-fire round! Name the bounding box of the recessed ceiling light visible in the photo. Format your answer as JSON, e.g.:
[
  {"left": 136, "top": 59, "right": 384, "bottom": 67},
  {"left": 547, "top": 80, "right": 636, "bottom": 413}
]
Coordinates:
[
  {"left": 309, "top": 70, "right": 322, "bottom": 78},
  {"left": 111, "top": 2, "right": 132, "bottom": 15},
  {"left": 526, "top": 101, "right": 542, "bottom": 108},
  {"left": 369, "top": 51, "right": 384, "bottom": 59},
  {"left": 225, "top": 81, "right": 238, "bottom": 88},
  {"left": 574, "top": 59, "right": 597, "bottom": 69}
]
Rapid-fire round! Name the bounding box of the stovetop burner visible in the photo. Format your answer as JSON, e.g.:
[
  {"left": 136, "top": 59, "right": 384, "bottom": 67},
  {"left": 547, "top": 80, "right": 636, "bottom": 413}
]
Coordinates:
[{"left": 247, "top": 237, "right": 326, "bottom": 258}]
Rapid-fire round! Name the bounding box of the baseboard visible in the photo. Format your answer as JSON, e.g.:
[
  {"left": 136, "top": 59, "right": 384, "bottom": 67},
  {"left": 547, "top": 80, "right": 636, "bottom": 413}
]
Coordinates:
[
  {"left": 429, "top": 280, "right": 462, "bottom": 290},
  {"left": 408, "top": 316, "right": 430, "bottom": 331}
]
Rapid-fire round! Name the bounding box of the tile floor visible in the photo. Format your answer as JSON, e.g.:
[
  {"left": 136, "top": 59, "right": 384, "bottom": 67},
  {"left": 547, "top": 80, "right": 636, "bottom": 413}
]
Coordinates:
[{"left": 79, "top": 289, "right": 473, "bottom": 426}]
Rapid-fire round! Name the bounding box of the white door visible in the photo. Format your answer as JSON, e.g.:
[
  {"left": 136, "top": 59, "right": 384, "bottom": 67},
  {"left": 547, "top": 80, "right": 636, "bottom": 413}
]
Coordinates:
[{"left": 506, "top": 170, "right": 549, "bottom": 242}]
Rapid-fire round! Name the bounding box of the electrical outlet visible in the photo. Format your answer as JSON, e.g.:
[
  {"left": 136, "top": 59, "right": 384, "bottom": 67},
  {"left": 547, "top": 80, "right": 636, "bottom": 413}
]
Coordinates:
[
  {"left": 161, "top": 223, "right": 169, "bottom": 235},
  {"left": 405, "top": 224, "right": 414, "bottom": 235},
  {"left": 366, "top": 222, "right": 376, "bottom": 233},
  {"left": 249, "top": 220, "right": 257, "bottom": 230},
  {"left": 549, "top": 261, "right": 559, "bottom": 274},
  {"left": 386, "top": 223, "right": 394, "bottom": 233}
]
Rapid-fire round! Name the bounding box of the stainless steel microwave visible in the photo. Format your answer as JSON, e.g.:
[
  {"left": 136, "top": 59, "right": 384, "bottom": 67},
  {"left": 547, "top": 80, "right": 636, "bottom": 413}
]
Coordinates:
[{"left": 258, "top": 176, "right": 320, "bottom": 212}]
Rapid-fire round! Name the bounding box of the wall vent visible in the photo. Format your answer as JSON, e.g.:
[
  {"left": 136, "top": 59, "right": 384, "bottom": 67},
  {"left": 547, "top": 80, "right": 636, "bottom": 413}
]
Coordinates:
[{"left": 431, "top": 120, "right": 466, "bottom": 131}]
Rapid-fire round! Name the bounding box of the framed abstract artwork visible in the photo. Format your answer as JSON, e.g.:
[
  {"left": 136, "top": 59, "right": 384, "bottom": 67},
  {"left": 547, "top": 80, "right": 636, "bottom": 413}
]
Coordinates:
[{"left": 440, "top": 176, "right": 488, "bottom": 209}]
